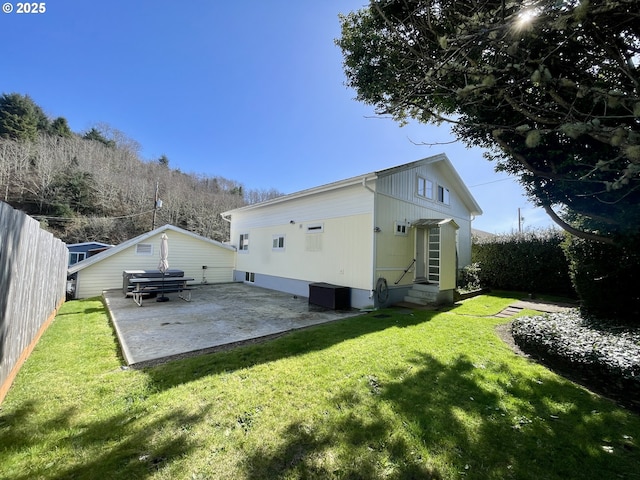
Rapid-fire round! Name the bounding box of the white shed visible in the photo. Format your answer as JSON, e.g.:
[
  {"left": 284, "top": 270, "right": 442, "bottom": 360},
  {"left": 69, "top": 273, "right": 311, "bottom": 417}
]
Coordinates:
[
  {"left": 68, "top": 224, "right": 236, "bottom": 299},
  {"left": 222, "top": 154, "right": 482, "bottom": 308}
]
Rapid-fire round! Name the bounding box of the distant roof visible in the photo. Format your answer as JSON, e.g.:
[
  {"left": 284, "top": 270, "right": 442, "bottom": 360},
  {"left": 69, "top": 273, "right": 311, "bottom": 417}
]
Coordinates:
[
  {"left": 68, "top": 224, "right": 235, "bottom": 274},
  {"left": 471, "top": 228, "right": 497, "bottom": 240},
  {"left": 66, "top": 241, "right": 113, "bottom": 248},
  {"left": 222, "top": 154, "right": 482, "bottom": 217}
]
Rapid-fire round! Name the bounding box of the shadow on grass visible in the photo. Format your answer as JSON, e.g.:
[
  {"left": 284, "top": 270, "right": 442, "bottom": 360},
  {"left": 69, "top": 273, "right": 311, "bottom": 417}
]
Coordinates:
[
  {"left": 383, "top": 353, "right": 633, "bottom": 479},
  {"left": 241, "top": 353, "right": 640, "bottom": 480},
  {"left": 1, "top": 398, "right": 209, "bottom": 480},
  {"left": 243, "top": 414, "right": 441, "bottom": 480},
  {"left": 145, "top": 308, "right": 437, "bottom": 392}
]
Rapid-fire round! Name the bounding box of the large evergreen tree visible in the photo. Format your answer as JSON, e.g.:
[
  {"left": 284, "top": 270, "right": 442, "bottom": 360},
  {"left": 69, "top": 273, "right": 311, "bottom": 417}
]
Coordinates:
[
  {"left": 0, "top": 93, "right": 50, "bottom": 141},
  {"left": 338, "top": 0, "right": 640, "bottom": 320},
  {"left": 338, "top": 0, "right": 640, "bottom": 244},
  {"left": 49, "top": 117, "right": 73, "bottom": 138}
]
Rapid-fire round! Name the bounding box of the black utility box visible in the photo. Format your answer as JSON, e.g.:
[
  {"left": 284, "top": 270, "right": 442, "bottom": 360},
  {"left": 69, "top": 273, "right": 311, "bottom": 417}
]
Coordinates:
[{"left": 309, "top": 282, "right": 351, "bottom": 310}]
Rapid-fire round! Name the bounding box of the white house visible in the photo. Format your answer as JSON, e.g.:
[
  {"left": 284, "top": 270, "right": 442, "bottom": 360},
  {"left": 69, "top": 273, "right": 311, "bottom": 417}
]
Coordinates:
[
  {"left": 221, "top": 154, "right": 482, "bottom": 309},
  {"left": 68, "top": 224, "right": 236, "bottom": 299}
]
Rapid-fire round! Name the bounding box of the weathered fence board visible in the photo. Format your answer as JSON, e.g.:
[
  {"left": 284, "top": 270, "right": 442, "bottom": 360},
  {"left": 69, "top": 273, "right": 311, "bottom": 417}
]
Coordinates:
[{"left": 0, "top": 201, "right": 67, "bottom": 403}]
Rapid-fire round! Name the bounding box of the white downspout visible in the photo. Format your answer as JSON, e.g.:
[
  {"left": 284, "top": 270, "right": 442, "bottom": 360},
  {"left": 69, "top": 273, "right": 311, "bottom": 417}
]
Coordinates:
[
  {"left": 362, "top": 176, "right": 375, "bottom": 194},
  {"left": 362, "top": 176, "right": 377, "bottom": 302}
]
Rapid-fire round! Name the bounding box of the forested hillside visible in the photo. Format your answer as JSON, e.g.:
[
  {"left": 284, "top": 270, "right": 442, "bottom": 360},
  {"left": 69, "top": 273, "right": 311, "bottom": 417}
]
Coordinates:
[{"left": 0, "top": 93, "right": 282, "bottom": 244}]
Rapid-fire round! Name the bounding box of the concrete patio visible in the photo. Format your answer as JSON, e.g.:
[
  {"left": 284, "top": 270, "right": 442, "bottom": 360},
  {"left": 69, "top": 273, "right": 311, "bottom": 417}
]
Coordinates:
[{"left": 103, "top": 282, "right": 360, "bottom": 367}]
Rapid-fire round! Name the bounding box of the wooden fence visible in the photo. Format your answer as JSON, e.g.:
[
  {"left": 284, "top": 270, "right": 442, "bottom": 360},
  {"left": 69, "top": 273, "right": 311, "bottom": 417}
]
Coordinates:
[{"left": 0, "top": 201, "right": 68, "bottom": 403}]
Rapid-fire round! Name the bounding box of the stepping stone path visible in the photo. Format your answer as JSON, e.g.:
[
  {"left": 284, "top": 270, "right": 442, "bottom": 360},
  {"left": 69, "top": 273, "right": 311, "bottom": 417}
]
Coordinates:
[
  {"left": 494, "top": 300, "right": 574, "bottom": 318},
  {"left": 494, "top": 305, "right": 524, "bottom": 318}
]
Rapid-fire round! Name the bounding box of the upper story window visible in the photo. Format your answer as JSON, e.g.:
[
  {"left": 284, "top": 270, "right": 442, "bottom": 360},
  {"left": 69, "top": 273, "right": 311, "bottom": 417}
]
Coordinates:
[
  {"left": 272, "top": 234, "right": 285, "bottom": 251},
  {"left": 136, "top": 243, "right": 153, "bottom": 255},
  {"left": 239, "top": 233, "right": 249, "bottom": 252},
  {"left": 417, "top": 176, "right": 434, "bottom": 199},
  {"left": 437, "top": 185, "right": 450, "bottom": 205}
]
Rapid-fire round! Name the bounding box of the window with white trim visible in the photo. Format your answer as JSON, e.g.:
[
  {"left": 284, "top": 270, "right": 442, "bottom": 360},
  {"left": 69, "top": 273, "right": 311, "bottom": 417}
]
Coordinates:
[
  {"left": 272, "top": 234, "right": 285, "bottom": 251},
  {"left": 69, "top": 252, "right": 86, "bottom": 265},
  {"left": 136, "top": 243, "right": 153, "bottom": 255},
  {"left": 417, "top": 176, "right": 434, "bottom": 199},
  {"left": 437, "top": 185, "right": 450, "bottom": 205},
  {"left": 394, "top": 221, "right": 409, "bottom": 236},
  {"left": 239, "top": 233, "right": 249, "bottom": 252},
  {"left": 245, "top": 272, "right": 255, "bottom": 283}
]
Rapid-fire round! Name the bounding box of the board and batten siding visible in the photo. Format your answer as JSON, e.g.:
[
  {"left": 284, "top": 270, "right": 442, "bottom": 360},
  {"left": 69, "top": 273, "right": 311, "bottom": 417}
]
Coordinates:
[
  {"left": 75, "top": 230, "right": 235, "bottom": 298},
  {"left": 376, "top": 162, "right": 475, "bottom": 266},
  {"left": 376, "top": 160, "right": 472, "bottom": 221},
  {"left": 438, "top": 221, "right": 459, "bottom": 290}
]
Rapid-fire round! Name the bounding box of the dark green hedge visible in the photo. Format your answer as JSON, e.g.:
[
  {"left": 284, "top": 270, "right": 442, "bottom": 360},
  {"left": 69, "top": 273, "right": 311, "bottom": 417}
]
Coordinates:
[
  {"left": 562, "top": 234, "right": 640, "bottom": 323},
  {"left": 472, "top": 229, "right": 574, "bottom": 296}
]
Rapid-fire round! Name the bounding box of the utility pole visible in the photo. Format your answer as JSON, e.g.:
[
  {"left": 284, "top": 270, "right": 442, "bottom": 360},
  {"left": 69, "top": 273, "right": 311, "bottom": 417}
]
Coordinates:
[
  {"left": 152, "top": 181, "right": 159, "bottom": 230},
  {"left": 518, "top": 208, "right": 522, "bottom": 234}
]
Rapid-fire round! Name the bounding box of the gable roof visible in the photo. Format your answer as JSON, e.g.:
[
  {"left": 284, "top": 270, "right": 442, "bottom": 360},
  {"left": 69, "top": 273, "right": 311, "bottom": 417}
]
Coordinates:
[
  {"left": 378, "top": 154, "right": 482, "bottom": 216},
  {"left": 68, "top": 224, "right": 235, "bottom": 274},
  {"left": 66, "top": 241, "right": 113, "bottom": 249},
  {"left": 221, "top": 154, "right": 482, "bottom": 217}
]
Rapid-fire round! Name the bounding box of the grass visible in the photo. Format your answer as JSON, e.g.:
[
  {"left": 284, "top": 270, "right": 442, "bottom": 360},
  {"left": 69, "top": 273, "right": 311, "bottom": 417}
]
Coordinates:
[{"left": 1, "top": 293, "right": 639, "bottom": 479}]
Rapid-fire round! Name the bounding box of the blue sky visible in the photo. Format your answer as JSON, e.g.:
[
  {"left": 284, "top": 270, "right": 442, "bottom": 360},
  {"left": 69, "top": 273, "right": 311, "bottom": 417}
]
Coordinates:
[{"left": 1, "top": 0, "right": 554, "bottom": 233}]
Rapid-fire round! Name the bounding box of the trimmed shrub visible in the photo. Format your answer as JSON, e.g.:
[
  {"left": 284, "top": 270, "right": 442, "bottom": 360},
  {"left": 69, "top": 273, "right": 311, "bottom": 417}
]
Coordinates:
[
  {"left": 512, "top": 310, "right": 640, "bottom": 411},
  {"left": 472, "top": 229, "right": 574, "bottom": 296}
]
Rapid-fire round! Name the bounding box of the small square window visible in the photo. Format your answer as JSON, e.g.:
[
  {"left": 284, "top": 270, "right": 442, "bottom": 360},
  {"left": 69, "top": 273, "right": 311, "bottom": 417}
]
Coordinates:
[
  {"left": 69, "top": 252, "right": 86, "bottom": 265},
  {"left": 245, "top": 272, "right": 255, "bottom": 283},
  {"left": 272, "top": 234, "right": 285, "bottom": 251},
  {"left": 394, "top": 221, "right": 409, "bottom": 236},
  {"left": 239, "top": 233, "right": 249, "bottom": 251}
]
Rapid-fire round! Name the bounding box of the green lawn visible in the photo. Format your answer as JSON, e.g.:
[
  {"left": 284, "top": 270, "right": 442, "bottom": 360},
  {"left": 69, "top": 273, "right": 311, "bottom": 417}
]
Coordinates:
[{"left": 1, "top": 293, "right": 639, "bottom": 480}]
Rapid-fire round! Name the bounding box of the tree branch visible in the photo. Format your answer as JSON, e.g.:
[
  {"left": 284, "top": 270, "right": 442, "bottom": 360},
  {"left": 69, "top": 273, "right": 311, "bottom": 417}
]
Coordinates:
[{"left": 542, "top": 203, "right": 614, "bottom": 245}]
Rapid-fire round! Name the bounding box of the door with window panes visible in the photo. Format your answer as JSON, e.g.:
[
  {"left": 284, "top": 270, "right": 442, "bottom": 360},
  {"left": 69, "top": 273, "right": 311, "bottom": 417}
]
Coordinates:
[
  {"left": 414, "top": 226, "right": 440, "bottom": 283},
  {"left": 427, "top": 227, "right": 440, "bottom": 283}
]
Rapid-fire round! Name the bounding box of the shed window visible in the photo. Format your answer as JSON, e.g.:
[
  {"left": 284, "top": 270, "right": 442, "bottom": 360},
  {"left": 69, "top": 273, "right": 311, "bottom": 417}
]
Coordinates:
[
  {"left": 417, "top": 176, "right": 433, "bottom": 199},
  {"left": 272, "top": 234, "right": 285, "bottom": 251},
  {"left": 437, "top": 185, "right": 450, "bottom": 205},
  {"left": 239, "top": 233, "right": 249, "bottom": 252},
  {"left": 136, "top": 243, "right": 153, "bottom": 255}
]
